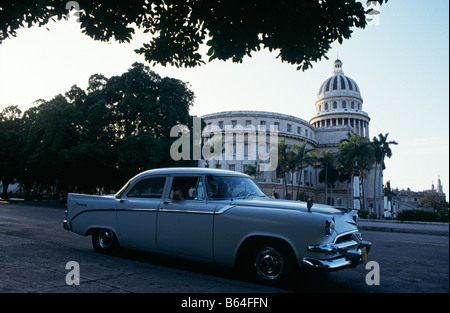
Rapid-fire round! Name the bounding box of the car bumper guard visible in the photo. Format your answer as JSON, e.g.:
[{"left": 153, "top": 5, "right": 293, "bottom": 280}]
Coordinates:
[{"left": 302, "top": 239, "right": 372, "bottom": 271}]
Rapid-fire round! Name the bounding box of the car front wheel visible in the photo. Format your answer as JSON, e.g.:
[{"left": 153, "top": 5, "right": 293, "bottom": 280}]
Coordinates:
[{"left": 248, "top": 243, "right": 294, "bottom": 285}]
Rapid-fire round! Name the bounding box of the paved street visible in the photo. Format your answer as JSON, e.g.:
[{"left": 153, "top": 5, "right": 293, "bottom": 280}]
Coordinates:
[{"left": 0, "top": 200, "right": 448, "bottom": 295}]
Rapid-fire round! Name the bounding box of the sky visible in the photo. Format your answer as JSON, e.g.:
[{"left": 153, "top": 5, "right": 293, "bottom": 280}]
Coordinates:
[{"left": 0, "top": 0, "right": 449, "bottom": 200}]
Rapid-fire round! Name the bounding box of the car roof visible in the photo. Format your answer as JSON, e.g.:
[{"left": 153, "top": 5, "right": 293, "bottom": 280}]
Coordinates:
[{"left": 130, "top": 167, "right": 250, "bottom": 182}]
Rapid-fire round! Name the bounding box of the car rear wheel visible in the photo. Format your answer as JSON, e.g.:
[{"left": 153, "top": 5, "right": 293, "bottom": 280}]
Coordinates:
[{"left": 92, "top": 229, "right": 119, "bottom": 254}]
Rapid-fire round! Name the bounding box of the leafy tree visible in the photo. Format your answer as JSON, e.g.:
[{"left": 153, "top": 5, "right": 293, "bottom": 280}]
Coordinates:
[
  {"left": 0, "top": 105, "right": 24, "bottom": 198},
  {"left": 18, "top": 105, "right": 40, "bottom": 199},
  {"left": 418, "top": 194, "right": 448, "bottom": 211},
  {"left": 243, "top": 162, "right": 258, "bottom": 179},
  {"left": 59, "top": 142, "right": 116, "bottom": 193},
  {"left": 73, "top": 62, "right": 195, "bottom": 191},
  {"left": 19, "top": 95, "right": 82, "bottom": 197},
  {"left": 3, "top": 62, "right": 196, "bottom": 196},
  {"left": 0, "top": 0, "right": 387, "bottom": 70}
]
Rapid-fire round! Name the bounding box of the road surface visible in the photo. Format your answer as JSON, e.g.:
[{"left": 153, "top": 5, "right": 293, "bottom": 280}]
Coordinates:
[{"left": 0, "top": 201, "right": 448, "bottom": 295}]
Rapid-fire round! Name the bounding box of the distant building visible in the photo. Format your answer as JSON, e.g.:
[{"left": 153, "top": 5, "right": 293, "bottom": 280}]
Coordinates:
[
  {"left": 200, "top": 59, "right": 380, "bottom": 212},
  {"left": 393, "top": 176, "right": 446, "bottom": 212}
]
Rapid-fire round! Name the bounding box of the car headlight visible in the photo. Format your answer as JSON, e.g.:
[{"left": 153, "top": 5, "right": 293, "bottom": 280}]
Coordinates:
[
  {"left": 325, "top": 217, "right": 335, "bottom": 236},
  {"left": 353, "top": 212, "right": 359, "bottom": 225}
]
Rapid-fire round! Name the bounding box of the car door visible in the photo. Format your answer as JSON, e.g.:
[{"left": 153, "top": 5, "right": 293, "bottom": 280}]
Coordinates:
[
  {"left": 156, "top": 175, "right": 215, "bottom": 261},
  {"left": 115, "top": 175, "right": 167, "bottom": 251}
]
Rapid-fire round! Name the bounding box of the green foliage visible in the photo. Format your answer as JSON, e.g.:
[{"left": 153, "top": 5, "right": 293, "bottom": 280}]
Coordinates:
[
  {"left": 273, "top": 132, "right": 397, "bottom": 208},
  {"left": 337, "top": 133, "right": 374, "bottom": 176},
  {"left": 0, "top": 0, "right": 387, "bottom": 71},
  {"left": 0, "top": 63, "right": 195, "bottom": 196},
  {"left": 0, "top": 105, "right": 24, "bottom": 198},
  {"left": 243, "top": 162, "right": 257, "bottom": 178},
  {"left": 318, "top": 150, "right": 339, "bottom": 186},
  {"left": 418, "top": 194, "right": 449, "bottom": 211}
]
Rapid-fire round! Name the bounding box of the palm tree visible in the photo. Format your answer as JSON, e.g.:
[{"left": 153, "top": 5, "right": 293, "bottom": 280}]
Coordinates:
[
  {"left": 372, "top": 133, "right": 398, "bottom": 217},
  {"left": 306, "top": 150, "right": 320, "bottom": 202},
  {"left": 292, "top": 141, "right": 314, "bottom": 200},
  {"left": 286, "top": 148, "right": 297, "bottom": 199},
  {"left": 243, "top": 161, "right": 258, "bottom": 180},
  {"left": 276, "top": 137, "right": 289, "bottom": 199},
  {"left": 336, "top": 156, "right": 353, "bottom": 209},
  {"left": 318, "top": 150, "right": 339, "bottom": 205},
  {"left": 337, "top": 133, "right": 375, "bottom": 210},
  {"left": 372, "top": 136, "right": 383, "bottom": 216}
]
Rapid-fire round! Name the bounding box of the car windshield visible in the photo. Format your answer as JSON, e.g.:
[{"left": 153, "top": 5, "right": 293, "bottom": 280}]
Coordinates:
[{"left": 206, "top": 175, "right": 266, "bottom": 199}]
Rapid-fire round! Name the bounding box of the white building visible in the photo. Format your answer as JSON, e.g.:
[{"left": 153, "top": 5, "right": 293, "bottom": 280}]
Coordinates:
[{"left": 200, "top": 59, "right": 380, "bottom": 212}]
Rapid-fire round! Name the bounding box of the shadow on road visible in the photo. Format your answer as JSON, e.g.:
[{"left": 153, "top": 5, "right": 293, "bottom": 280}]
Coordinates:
[{"left": 111, "top": 247, "right": 364, "bottom": 293}]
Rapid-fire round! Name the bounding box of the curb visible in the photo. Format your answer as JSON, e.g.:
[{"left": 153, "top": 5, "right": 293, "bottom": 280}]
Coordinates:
[
  {"left": 358, "top": 225, "right": 449, "bottom": 236},
  {"left": 358, "top": 220, "right": 449, "bottom": 236}
]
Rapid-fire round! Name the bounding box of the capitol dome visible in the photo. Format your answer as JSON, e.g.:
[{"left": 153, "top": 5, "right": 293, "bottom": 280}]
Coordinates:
[
  {"left": 310, "top": 59, "right": 370, "bottom": 138},
  {"left": 317, "top": 59, "right": 362, "bottom": 101}
]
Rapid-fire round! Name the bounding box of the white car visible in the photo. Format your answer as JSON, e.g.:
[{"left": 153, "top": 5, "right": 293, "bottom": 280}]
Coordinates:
[{"left": 64, "top": 167, "right": 371, "bottom": 284}]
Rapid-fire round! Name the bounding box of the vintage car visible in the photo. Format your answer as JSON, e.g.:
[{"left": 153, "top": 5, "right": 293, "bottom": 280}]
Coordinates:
[{"left": 64, "top": 167, "right": 371, "bottom": 284}]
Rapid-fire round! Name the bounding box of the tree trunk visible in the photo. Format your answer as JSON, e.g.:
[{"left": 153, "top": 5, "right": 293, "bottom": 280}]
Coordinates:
[{"left": 373, "top": 162, "right": 378, "bottom": 216}]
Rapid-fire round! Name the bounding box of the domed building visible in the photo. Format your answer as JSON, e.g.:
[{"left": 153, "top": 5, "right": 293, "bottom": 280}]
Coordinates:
[
  {"left": 200, "top": 59, "right": 379, "bottom": 212},
  {"left": 310, "top": 59, "right": 370, "bottom": 138}
]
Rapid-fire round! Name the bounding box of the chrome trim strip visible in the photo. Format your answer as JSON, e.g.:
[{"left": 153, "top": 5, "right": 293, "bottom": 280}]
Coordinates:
[
  {"left": 158, "top": 208, "right": 215, "bottom": 215},
  {"left": 116, "top": 208, "right": 157, "bottom": 212},
  {"left": 302, "top": 256, "right": 353, "bottom": 270},
  {"left": 215, "top": 205, "right": 236, "bottom": 215},
  {"left": 308, "top": 240, "right": 358, "bottom": 252},
  {"left": 335, "top": 229, "right": 359, "bottom": 239}
]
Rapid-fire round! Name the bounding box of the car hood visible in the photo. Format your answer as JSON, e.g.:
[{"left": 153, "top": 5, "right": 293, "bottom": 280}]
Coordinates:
[{"left": 230, "top": 197, "right": 343, "bottom": 214}]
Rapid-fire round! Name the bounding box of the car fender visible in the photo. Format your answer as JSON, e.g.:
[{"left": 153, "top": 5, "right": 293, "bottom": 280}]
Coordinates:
[{"left": 213, "top": 204, "right": 330, "bottom": 267}]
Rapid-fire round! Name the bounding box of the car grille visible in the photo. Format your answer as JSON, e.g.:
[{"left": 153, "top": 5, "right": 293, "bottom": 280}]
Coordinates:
[{"left": 334, "top": 232, "right": 359, "bottom": 249}]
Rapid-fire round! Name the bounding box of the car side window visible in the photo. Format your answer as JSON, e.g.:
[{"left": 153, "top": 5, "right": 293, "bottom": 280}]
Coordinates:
[
  {"left": 170, "top": 177, "right": 204, "bottom": 201},
  {"left": 206, "top": 175, "right": 221, "bottom": 198},
  {"left": 205, "top": 175, "right": 231, "bottom": 199},
  {"left": 127, "top": 177, "right": 166, "bottom": 198}
]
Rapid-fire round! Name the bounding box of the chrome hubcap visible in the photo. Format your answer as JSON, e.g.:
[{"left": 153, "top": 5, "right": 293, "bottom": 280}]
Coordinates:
[
  {"left": 98, "top": 230, "right": 114, "bottom": 249},
  {"left": 255, "top": 247, "right": 284, "bottom": 280}
]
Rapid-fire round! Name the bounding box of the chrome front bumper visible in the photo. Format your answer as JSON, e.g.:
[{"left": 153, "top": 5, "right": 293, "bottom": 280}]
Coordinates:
[{"left": 302, "top": 235, "right": 371, "bottom": 271}]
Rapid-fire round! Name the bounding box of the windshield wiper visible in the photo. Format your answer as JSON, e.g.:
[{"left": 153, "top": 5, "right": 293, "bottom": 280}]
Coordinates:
[{"left": 243, "top": 192, "right": 255, "bottom": 199}]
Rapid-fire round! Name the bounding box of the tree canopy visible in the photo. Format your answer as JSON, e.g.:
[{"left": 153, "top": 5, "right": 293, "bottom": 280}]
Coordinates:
[
  {"left": 0, "top": 0, "right": 387, "bottom": 70},
  {"left": 0, "top": 63, "right": 196, "bottom": 198}
]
